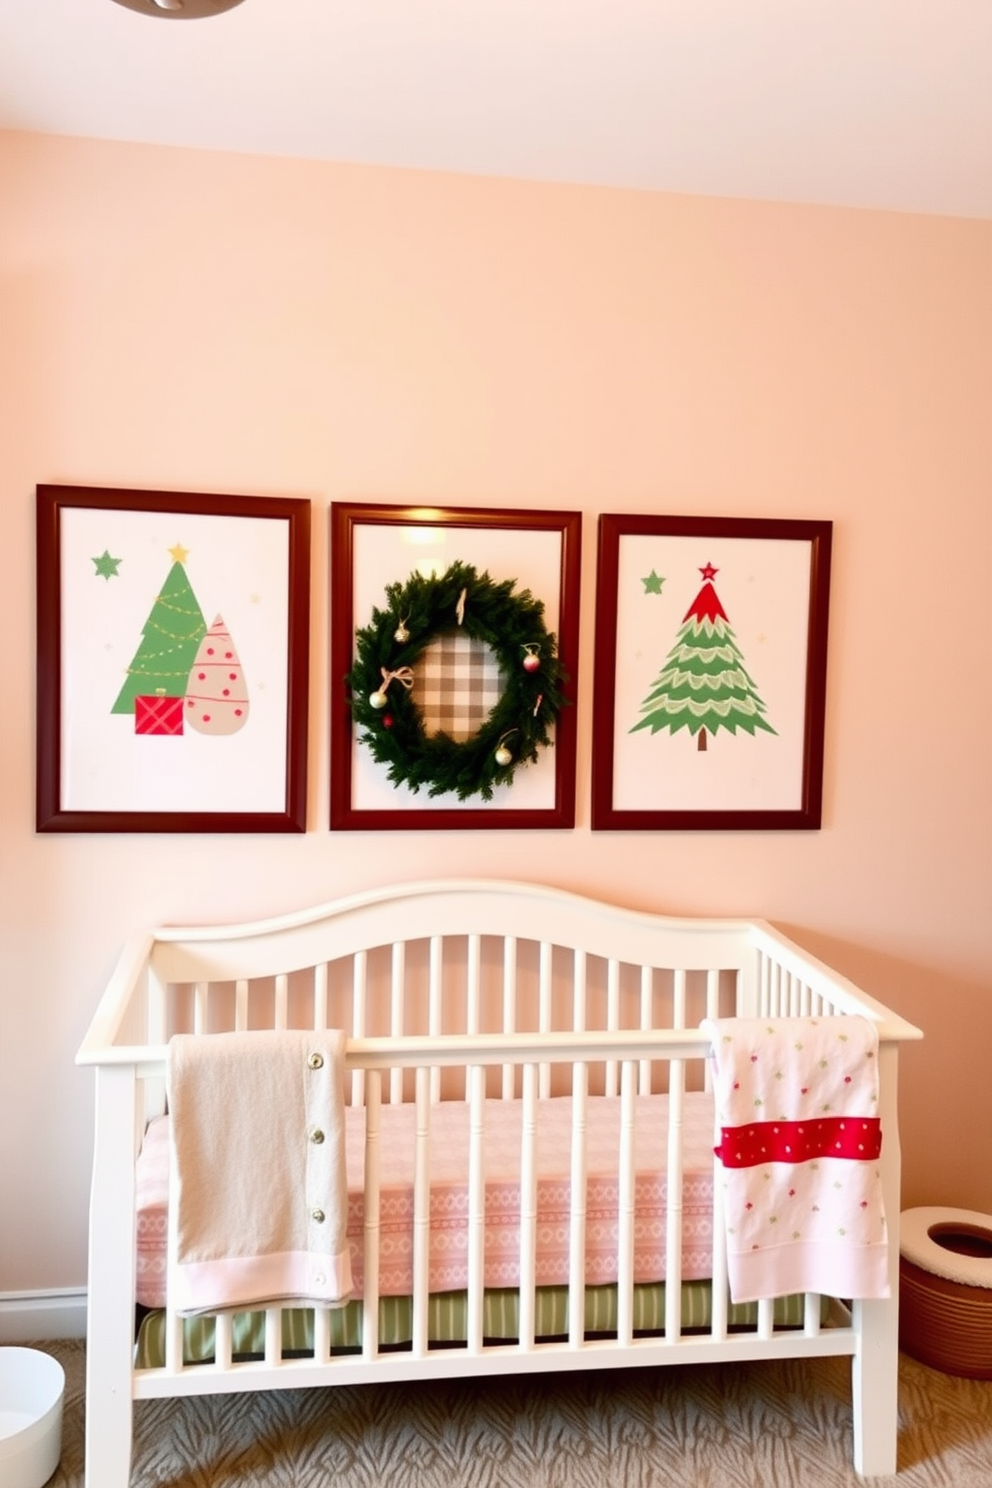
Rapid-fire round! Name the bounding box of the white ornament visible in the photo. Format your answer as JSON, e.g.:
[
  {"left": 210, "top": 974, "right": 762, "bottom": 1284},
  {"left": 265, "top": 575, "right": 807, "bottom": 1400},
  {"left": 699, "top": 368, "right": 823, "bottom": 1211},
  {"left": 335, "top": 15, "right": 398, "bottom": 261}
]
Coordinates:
[
  {"left": 369, "top": 689, "right": 388, "bottom": 709},
  {"left": 495, "top": 744, "right": 513, "bottom": 767}
]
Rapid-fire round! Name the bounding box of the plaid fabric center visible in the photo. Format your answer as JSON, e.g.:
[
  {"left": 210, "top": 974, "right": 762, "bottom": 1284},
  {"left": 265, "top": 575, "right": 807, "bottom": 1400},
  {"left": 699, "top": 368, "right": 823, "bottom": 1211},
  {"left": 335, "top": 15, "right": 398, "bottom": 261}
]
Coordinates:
[{"left": 412, "top": 632, "right": 503, "bottom": 742}]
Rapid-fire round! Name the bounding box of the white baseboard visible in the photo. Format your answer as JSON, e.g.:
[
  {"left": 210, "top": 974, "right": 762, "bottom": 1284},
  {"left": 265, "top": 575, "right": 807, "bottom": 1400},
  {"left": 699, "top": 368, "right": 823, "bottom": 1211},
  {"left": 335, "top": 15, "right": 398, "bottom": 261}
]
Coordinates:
[{"left": 0, "top": 1288, "right": 87, "bottom": 1342}]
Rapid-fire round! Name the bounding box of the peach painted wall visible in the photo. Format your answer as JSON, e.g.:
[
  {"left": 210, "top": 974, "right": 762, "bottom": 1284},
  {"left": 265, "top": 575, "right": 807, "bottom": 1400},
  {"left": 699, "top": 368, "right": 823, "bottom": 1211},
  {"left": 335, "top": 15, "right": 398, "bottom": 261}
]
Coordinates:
[{"left": 1, "top": 130, "right": 990, "bottom": 1299}]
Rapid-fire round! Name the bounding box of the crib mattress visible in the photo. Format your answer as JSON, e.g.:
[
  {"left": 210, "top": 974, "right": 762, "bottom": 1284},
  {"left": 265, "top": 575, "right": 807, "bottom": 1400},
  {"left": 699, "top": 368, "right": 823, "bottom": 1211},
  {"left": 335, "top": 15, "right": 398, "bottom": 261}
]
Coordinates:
[
  {"left": 135, "top": 1283, "right": 823, "bottom": 1369},
  {"left": 136, "top": 1092, "right": 717, "bottom": 1309}
]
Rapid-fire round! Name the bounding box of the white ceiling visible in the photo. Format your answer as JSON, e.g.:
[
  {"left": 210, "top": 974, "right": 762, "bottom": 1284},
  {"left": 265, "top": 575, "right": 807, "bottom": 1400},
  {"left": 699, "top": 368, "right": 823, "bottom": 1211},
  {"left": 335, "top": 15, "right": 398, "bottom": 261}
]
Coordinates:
[{"left": 2, "top": 0, "right": 991, "bottom": 219}]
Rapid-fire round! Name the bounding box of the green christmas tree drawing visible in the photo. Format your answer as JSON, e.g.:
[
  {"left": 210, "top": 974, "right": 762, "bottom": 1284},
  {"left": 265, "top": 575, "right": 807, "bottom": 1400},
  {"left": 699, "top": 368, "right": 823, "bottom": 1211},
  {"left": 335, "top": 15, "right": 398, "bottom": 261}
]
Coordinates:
[
  {"left": 111, "top": 545, "right": 207, "bottom": 714},
  {"left": 631, "top": 562, "right": 776, "bottom": 752}
]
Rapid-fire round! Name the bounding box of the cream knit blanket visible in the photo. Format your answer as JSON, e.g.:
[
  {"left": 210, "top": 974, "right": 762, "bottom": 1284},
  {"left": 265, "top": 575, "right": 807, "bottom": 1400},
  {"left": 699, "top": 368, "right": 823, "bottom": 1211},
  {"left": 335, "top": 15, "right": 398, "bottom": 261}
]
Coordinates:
[{"left": 166, "top": 1029, "right": 353, "bottom": 1315}]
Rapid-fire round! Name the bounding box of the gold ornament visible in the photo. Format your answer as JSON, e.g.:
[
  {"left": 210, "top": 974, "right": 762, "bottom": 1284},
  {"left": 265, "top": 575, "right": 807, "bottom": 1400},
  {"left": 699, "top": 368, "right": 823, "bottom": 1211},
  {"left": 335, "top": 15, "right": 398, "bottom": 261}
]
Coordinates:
[{"left": 494, "top": 728, "right": 517, "bottom": 768}]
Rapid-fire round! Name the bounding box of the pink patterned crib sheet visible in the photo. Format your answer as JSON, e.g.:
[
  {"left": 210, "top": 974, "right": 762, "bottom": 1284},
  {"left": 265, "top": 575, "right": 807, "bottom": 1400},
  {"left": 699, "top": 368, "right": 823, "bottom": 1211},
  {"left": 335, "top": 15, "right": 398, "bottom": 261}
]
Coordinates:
[{"left": 135, "top": 1092, "right": 716, "bottom": 1308}]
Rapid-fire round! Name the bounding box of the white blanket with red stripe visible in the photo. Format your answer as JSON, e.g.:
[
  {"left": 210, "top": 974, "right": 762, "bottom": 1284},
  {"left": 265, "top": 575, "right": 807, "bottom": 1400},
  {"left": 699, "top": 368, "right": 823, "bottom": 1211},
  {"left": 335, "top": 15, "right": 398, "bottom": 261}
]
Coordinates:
[{"left": 702, "top": 1015, "right": 889, "bottom": 1304}]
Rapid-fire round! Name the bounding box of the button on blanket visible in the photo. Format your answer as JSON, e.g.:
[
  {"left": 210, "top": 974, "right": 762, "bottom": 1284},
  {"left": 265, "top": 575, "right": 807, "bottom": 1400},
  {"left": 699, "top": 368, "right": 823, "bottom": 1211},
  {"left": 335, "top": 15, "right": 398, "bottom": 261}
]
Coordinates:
[{"left": 701, "top": 1015, "right": 889, "bottom": 1304}]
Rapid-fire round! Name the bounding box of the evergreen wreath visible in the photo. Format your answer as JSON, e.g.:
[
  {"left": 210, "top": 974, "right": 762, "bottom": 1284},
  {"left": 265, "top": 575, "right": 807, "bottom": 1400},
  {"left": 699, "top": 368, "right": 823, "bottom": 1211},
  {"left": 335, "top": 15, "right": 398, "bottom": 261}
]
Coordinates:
[{"left": 347, "top": 560, "right": 566, "bottom": 801}]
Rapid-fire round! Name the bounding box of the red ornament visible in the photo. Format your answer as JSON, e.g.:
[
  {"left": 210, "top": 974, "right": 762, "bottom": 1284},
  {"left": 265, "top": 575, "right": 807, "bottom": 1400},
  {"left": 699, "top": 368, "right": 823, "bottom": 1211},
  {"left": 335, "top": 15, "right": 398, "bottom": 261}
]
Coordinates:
[
  {"left": 522, "top": 652, "right": 540, "bottom": 673},
  {"left": 382, "top": 714, "right": 395, "bottom": 729}
]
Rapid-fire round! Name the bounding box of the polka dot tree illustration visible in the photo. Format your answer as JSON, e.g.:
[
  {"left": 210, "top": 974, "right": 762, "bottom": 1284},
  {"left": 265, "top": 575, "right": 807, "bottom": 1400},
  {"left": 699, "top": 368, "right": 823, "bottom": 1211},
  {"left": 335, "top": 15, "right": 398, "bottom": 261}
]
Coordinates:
[
  {"left": 111, "top": 544, "right": 207, "bottom": 736},
  {"left": 631, "top": 563, "right": 776, "bottom": 752},
  {"left": 184, "top": 615, "right": 250, "bottom": 735}
]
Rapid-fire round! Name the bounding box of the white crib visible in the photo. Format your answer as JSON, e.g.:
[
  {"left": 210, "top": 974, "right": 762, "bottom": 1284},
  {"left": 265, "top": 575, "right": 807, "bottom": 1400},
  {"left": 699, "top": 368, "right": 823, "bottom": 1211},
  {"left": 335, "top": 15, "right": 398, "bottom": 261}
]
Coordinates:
[{"left": 76, "top": 879, "right": 921, "bottom": 1485}]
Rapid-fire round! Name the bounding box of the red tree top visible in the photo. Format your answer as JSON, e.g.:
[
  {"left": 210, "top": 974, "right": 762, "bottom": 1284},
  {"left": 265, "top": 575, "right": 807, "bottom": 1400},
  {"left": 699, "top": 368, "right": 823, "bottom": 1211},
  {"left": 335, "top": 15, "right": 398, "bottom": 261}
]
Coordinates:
[{"left": 682, "top": 565, "right": 729, "bottom": 625}]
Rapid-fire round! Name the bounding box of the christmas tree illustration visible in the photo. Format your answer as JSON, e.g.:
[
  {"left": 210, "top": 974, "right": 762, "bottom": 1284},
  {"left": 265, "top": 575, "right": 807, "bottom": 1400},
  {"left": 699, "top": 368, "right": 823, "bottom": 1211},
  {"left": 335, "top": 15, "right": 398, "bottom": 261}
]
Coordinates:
[
  {"left": 631, "top": 563, "right": 776, "bottom": 752},
  {"left": 184, "top": 614, "right": 250, "bottom": 736},
  {"left": 111, "top": 545, "right": 208, "bottom": 729}
]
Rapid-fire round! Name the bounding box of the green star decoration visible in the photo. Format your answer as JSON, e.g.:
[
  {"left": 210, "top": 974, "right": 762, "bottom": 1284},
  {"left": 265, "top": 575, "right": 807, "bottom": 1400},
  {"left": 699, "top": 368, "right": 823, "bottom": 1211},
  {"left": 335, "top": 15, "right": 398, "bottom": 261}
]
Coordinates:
[
  {"left": 641, "top": 570, "right": 665, "bottom": 595},
  {"left": 92, "top": 550, "right": 122, "bottom": 580}
]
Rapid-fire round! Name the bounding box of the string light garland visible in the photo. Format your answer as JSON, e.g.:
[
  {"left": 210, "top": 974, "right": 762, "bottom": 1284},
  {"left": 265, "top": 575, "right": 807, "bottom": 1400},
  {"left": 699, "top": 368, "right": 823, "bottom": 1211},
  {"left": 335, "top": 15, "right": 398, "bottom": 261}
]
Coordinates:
[{"left": 347, "top": 561, "right": 566, "bottom": 801}]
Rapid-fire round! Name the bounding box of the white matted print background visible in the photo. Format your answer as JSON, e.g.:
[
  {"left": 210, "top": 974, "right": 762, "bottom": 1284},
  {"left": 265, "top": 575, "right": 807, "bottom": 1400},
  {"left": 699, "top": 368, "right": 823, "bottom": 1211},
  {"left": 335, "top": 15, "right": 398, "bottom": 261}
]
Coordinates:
[
  {"left": 351, "top": 523, "right": 563, "bottom": 811},
  {"left": 59, "top": 507, "right": 290, "bottom": 813},
  {"left": 612, "top": 535, "right": 813, "bottom": 813}
]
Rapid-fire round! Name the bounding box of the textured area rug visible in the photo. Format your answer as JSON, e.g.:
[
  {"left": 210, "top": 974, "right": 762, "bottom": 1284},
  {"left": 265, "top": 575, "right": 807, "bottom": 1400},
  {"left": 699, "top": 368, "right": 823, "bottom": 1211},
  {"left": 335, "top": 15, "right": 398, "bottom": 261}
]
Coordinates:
[{"left": 41, "top": 1339, "right": 992, "bottom": 1487}]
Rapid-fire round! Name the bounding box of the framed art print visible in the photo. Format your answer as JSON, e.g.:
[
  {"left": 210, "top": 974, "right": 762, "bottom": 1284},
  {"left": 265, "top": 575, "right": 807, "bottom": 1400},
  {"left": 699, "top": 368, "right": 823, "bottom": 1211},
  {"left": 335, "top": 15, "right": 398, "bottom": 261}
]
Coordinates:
[
  {"left": 36, "top": 484, "right": 311, "bottom": 832},
  {"left": 330, "top": 502, "right": 581, "bottom": 830},
  {"left": 591, "top": 514, "right": 832, "bottom": 831}
]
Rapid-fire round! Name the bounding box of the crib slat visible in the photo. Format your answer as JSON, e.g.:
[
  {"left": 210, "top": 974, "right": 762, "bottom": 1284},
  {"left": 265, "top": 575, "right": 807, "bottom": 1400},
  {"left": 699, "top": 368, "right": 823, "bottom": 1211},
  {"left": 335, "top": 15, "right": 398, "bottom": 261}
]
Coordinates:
[
  {"left": 664, "top": 1056, "right": 686, "bottom": 1341},
  {"left": 214, "top": 1312, "right": 233, "bottom": 1371},
  {"left": 517, "top": 1061, "right": 538, "bottom": 1350},
  {"left": 466, "top": 1063, "right": 486, "bottom": 1354},
  {"left": 274, "top": 973, "right": 289, "bottom": 1031},
  {"left": 568, "top": 1059, "right": 588, "bottom": 1346},
  {"left": 144, "top": 970, "right": 168, "bottom": 1118},
  {"left": 573, "top": 947, "right": 587, "bottom": 1033},
  {"left": 193, "top": 981, "right": 209, "bottom": 1035},
  {"left": 467, "top": 935, "right": 482, "bottom": 1099},
  {"left": 616, "top": 1059, "right": 636, "bottom": 1347},
  {"left": 672, "top": 967, "right": 686, "bottom": 1029},
  {"left": 234, "top": 978, "right": 249, "bottom": 1032},
  {"left": 705, "top": 968, "right": 721, "bottom": 1023},
  {"left": 165, "top": 1124, "right": 183, "bottom": 1373},
  {"left": 710, "top": 1155, "right": 729, "bottom": 1341},
  {"left": 147, "top": 966, "right": 168, "bottom": 1045},
  {"left": 429, "top": 936, "right": 443, "bottom": 1104},
  {"left": 165, "top": 1307, "right": 183, "bottom": 1374},
  {"left": 605, "top": 958, "right": 620, "bottom": 1098},
  {"left": 362, "top": 1070, "right": 382, "bottom": 1360},
  {"left": 467, "top": 934, "right": 481, "bottom": 1034},
  {"left": 264, "top": 1307, "right": 281, "bottom": 1364},
  {"left": 411, "top": 1066, "right": 431, "bottom": 1359},
  {"left": 501, "top": 937, "right": 517, "bottom": 1101},
  {"left": 312, "top": 1306, "right": 330, "bottom": 1363},
  {"left": 539, "top": 941, "right": 552, "bottom": 1099},
  {"left": 313, "top": 962, "right": 329, "bottom": 1031},
  {"left": 771, "top": 961, "right": 783, "bottom": 1016},
  {"left": 390, "top": 943, "right": 405, "bottom": 1104},
  {"left": 639, "top": 964, "right": 653, "bottom": 1094},
  {"left": 350, "top": 951, "right": 367, "bottom": 1108},
  {"left": 703, "top": 970, "right": 721, "bottom": 1099}
]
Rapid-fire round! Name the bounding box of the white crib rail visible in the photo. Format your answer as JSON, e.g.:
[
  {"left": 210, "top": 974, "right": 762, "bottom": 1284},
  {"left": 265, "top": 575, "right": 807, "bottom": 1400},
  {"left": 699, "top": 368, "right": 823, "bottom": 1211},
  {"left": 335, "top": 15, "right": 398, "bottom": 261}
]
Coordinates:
[{"left": 136, "top": 1025, "right": 854, "bottom": 1381}]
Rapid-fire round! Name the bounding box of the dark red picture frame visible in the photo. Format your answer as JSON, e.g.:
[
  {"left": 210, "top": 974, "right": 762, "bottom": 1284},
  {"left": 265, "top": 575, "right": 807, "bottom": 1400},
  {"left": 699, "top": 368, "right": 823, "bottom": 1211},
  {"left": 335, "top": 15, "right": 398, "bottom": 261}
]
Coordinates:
[
  {"left": 36, "top": 484, "right": 311, "bottom": 833},
  {"left": 330, "top": 502, "right": 581, "bottom": 831},
  {"left": 591, "top": 514, "right": 832, "bottom": 831}
]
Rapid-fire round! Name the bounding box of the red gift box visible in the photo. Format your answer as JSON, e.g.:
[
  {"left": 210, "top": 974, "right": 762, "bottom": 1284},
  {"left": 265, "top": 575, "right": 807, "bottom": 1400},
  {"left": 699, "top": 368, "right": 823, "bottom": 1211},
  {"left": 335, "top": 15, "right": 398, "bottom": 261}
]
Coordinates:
[{"left": 135, "top": 694, "right": 185, "bottom": 737}]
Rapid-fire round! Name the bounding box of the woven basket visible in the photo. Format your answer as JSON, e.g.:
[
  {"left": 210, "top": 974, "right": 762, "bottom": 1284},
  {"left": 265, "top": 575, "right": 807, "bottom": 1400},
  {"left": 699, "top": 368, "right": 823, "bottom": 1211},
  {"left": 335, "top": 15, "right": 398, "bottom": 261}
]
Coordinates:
[{"left": 899, "top": 1214, "right": 992, "bottom": 1380}]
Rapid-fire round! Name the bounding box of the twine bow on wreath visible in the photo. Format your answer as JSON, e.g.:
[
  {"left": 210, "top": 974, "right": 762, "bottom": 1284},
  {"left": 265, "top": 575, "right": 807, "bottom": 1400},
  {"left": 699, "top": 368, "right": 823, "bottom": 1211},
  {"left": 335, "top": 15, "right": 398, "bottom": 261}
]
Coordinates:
[
  {"left": 369, "top": 666, "right": 415, "bottom": 709},
  {"left": 346, "top": 560, "right": 566, "bottom": 801}
]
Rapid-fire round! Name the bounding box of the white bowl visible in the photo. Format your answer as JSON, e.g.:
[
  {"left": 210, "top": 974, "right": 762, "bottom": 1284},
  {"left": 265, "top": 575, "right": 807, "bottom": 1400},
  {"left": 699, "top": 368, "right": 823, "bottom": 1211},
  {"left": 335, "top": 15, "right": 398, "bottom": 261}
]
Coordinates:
[{"left": 0, "top": 1348, "right": 65, "bottom": 1488}]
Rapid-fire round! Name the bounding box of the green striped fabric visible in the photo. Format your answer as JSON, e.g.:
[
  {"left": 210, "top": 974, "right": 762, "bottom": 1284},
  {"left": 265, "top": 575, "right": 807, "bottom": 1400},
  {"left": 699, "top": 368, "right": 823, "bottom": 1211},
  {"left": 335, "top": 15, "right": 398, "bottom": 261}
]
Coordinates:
[{"left": 136, "top": 1286, "right": 822, "bottom": 1368}]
